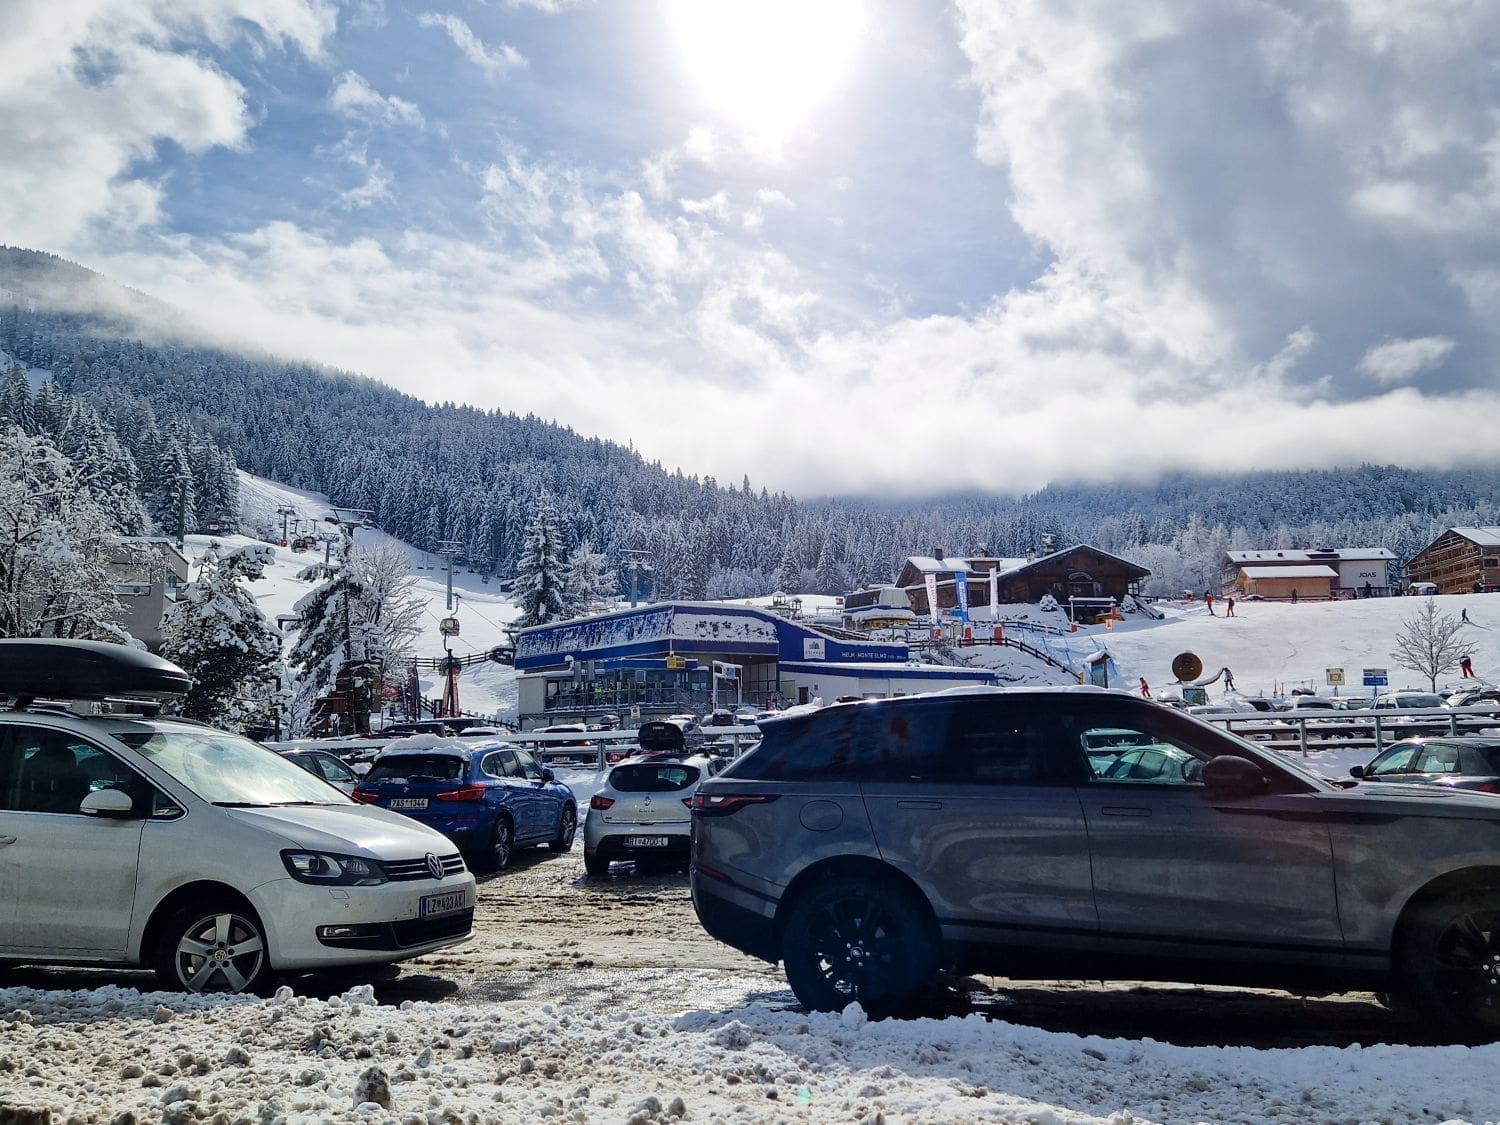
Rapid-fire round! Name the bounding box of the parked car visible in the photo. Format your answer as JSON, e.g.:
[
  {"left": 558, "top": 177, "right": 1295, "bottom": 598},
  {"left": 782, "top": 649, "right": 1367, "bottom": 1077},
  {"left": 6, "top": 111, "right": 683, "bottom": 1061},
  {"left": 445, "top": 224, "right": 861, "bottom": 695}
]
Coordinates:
[
  {"left": 276, "top": 747, "right": 360, "bottom": 794},
  {"left": 0, "top": 640, "right": 475, "bottom": 994},
  {"left": 584, "top": 754, "right": 722, "bottom": 877},
  {"left": 353, "top": 738, "right": 576, "bottom": 871},
  {"left": 1374, "top": 692, "right": 1446, "bottom": 710},
  {"left": 374, "top": 720, "right": 452, "bottom": 738},
  {"left": 1350, "top": 737, "right": 1500, "bottom": 793},
  {"left": 690, "top": 685, "right": 1500, "bottom": 1039},
  {"left": 1445, "top": 688, "right": 1500, "bottom": 710}
]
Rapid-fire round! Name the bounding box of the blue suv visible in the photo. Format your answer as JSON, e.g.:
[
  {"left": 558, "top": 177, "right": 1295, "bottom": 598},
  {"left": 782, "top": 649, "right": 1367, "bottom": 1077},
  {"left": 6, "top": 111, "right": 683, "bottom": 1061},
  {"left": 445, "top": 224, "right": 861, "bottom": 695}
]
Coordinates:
[{"left": 354, "top": 738, "right": 576, "bottom": 871}]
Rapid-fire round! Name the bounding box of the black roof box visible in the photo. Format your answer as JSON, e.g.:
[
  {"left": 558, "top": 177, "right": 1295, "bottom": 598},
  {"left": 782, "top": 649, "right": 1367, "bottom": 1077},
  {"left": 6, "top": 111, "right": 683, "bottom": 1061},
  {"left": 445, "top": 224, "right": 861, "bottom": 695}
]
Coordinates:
[
  {"left": 636, "top": 720, "right": 685, "bottom": 754},
  {"left": 0, "top": 639, "right": 192, "bottom": 701}
]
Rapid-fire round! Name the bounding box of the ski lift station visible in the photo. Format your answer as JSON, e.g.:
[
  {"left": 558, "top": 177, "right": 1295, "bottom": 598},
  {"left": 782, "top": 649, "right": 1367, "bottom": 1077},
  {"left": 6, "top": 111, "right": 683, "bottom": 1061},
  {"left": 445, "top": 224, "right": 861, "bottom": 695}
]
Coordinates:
[{"left": 513, "top": 601, "right": 996, "bottom": 728}]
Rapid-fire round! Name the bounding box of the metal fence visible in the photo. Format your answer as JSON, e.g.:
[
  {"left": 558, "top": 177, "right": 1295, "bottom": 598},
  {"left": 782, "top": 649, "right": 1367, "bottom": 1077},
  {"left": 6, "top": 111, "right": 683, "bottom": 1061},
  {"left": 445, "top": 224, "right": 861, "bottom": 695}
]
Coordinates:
[{"left": 1197, "top": 705, "right": 1500, "bottom": 755}]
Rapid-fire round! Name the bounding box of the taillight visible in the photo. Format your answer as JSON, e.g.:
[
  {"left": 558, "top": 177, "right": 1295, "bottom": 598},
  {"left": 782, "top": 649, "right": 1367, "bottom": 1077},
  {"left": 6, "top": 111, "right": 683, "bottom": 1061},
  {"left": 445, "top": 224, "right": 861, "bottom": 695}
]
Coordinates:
[
  {"left": 1477, "top": 782, "right": 1499, "bottom": 793},
  {"left": 691, "top": 792, "right": 777, "bottom": 817},
  {"left": 351, "top": 788, "right": 380, "bottom": 804},
  {"left": 435, "top": 784, "right": 488, "bottom": 802},
  {"left": 682, "top": 797, "right": 693, "bottom": 808},
  {"left": 590, "top": 795, "right": 615, "bottom": 810}
]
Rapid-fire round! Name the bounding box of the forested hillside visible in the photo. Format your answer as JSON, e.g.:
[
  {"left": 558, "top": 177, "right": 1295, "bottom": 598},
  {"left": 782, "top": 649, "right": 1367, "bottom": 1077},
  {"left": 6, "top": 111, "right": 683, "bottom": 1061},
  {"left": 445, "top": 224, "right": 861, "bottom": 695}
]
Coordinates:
[{"left": 4, "top": 246, "right": 1500, "bottom": 598}]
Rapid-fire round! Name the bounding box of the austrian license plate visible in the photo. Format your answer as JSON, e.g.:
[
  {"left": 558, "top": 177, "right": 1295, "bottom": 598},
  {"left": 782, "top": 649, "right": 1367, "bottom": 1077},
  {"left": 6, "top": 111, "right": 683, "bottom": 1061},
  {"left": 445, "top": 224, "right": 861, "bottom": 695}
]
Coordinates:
[
  {"left": 420, "top": 890, "right": 468, "bottom": 918},
  {"left": 389, "top": 797, "right": 428, "bottom": 809},
  {"left": 623, "top": 835, "right": 669, "bottom": 848}
]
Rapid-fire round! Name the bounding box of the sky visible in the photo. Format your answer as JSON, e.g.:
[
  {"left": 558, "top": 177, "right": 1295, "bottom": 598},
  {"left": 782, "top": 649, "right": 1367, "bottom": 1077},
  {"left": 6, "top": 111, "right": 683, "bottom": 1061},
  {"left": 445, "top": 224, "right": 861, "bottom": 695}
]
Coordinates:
[{"left": 3, "top": 1, "right": 1500, "bottom": 499}]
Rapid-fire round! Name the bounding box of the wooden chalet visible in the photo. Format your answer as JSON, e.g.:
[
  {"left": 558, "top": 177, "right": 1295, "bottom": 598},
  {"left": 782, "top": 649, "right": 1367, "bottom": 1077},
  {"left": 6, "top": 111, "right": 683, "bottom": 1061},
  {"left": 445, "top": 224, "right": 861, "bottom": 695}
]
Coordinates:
[
  {"left": 1406, "top": 527, "right": 1500, "bottom": 594},
  {"left": 894, "top": 546, "right": 1150, "bottom": 620}
]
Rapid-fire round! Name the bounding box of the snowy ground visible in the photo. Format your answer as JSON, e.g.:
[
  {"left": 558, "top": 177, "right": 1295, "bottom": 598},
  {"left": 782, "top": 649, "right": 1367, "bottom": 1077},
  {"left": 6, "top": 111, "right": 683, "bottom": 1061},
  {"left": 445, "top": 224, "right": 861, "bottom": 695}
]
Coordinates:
[
  {"left": 5, "top": 976, "right": 1500, "bottom": 1125},
  {"left": 16, "top": 473, "right": 1492, "bottom": 1122}
]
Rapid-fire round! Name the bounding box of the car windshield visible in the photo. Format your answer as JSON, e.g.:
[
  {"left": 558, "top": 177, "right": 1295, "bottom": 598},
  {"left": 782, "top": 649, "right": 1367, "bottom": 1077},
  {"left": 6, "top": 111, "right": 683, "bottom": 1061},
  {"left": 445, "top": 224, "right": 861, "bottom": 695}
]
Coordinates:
[
  {"left": 364, "top": 754, "right": 466, "bottom": 782},
  {"left": 117, "top": 728, "right": 350, "bottom": 805}
]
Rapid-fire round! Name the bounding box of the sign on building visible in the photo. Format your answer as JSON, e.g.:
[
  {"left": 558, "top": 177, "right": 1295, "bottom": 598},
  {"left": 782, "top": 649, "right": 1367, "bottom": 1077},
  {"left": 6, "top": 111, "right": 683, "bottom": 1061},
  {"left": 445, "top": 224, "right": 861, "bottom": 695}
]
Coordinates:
[{"left": 802, "top": 638, "right": 826, "bottom": 660}]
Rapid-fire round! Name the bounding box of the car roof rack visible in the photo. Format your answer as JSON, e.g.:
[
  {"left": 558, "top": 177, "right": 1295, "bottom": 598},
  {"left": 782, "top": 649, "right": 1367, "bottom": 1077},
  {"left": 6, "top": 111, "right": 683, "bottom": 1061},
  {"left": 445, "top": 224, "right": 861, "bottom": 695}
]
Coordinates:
[{"left": 0, "top": 640, "right": 191, "bottom": 707}]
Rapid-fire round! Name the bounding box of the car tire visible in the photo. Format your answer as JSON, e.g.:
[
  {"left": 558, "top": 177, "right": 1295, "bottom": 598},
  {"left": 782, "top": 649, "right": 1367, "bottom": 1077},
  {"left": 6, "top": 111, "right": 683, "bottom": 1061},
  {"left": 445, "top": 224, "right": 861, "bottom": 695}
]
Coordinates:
[
  {"left": 780, "top": 874, "right": 939, "bottom": 1016},
  {"left": 485, "top": 816, "right": 515, "bottom": 872},
  {"left": 1396, "top": 887, "right": 1500, "bottom": 1041},
  {"left": 550, "top": 805, "right": 577, "bottom": 852},
  {"left": 584, "top": 852, "right": 610, "bottom": 878},
  {"left": 154, "top": 899, "right": 273, "bottom": 995}
]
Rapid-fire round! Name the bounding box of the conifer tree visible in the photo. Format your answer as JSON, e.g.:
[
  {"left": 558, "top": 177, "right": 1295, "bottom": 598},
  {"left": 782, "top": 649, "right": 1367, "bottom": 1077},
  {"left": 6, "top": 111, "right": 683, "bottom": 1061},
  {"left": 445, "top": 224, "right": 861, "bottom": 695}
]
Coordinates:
[
  {"left": 513, "top": 491, "right": 568, "bottom": 627},
  {"left": 161, "top": 542, "right": 283, "bottom": 730},
  {"left": 563, "top": 540, "right": 617, "bottom": 617}
]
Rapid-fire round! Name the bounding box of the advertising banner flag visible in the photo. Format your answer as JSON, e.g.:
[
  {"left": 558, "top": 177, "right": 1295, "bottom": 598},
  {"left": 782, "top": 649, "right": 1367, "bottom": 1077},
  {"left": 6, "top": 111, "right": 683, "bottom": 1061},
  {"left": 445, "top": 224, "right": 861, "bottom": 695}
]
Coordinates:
[
  {"left": 924, "top": 573, "right": 939, "bottom": 623},
  {"left": 989, "top": 566, "right": 999, "bottom": 621},
  {"left": 954, "top": 568, "right": 970, "bottom": 623}
]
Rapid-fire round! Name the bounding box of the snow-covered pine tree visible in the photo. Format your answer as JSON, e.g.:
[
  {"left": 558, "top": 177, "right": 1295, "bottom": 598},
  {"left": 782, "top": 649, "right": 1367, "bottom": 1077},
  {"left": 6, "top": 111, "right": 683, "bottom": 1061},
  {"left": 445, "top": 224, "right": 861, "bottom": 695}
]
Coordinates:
[
  {"left": 563, "top": 540, "right": 617, "bottom": 617},
  {"left": 161, "top": 542, "right": 283, "bottom": 730},
  {"left": 0, "top": 426, "right": 130, "bottom": 639},
  {"left": 513, "top": 491, "right": 569, "bottom": 626},
  {"left": 288, "top": 545, "right": 384, "bottom": 734}
]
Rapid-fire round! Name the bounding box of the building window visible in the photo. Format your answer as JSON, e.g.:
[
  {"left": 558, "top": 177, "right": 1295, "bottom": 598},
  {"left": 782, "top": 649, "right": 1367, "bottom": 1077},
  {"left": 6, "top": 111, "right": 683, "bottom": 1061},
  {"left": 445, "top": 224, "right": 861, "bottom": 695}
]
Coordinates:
[
  {"left": 1485, "top": 558, "right": 1498, "bottom": 569},
  {"left": 112, "top": 582, "right": 152, "bottom": 597}
]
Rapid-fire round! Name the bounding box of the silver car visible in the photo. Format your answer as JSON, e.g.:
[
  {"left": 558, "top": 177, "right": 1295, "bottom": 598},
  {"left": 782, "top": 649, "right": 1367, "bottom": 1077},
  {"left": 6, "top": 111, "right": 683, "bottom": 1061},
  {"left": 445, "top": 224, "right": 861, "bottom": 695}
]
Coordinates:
[
  {"left": 584, "top": 755, "right": 720, "bottom": 877},
  {"left": 690, "top": 685, "right": 1500, "bottom": 1040}
]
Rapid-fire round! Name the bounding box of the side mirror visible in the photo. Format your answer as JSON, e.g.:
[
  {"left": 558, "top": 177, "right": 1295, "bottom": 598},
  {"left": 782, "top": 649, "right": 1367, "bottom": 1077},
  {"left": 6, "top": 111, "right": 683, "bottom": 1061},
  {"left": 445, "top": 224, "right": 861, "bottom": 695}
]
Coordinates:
[
  {"left": 541, "top": 767, "right": 556, "bottom": 782},
  {"left": 80, "top": 788, "right": 136, "bottom": 818},
  {"left": 1348, "top": 765, "right": 1365, "bottom": 778},
  {"left": 1201, "top": 754, "right": 1268, "bottom": 796}
]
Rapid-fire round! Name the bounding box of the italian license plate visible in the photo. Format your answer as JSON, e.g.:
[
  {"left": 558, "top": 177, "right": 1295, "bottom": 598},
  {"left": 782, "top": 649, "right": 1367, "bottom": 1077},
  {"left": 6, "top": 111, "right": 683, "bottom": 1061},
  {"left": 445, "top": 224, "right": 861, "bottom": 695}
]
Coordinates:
[
  {"left": 420, "top": 890, "right": 468, "bottom": 918},
  {"left": 624, "top": 835, "right": 669, "bottom": 848},
  {"left": 390, "top": 797, "right": 428, "bottom": 809}
]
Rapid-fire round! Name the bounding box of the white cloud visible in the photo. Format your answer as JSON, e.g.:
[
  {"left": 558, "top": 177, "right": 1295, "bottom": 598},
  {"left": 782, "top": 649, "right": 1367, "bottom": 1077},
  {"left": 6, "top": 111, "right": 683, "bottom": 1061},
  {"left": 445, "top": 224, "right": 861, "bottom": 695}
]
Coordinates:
[
  {"left": 506, "top": 0, "right": 585, "bottom": 11},
  {"left": 1358, "top": 336, "right": 1456, "bottom": 384},
  {"left": 417, "top": 13, "right": 525, "bottom": 75},
  {"left": 952, "top": 0, "right": 1500, "bottom": 401},
  {"left": 0, "top": 0, "right": 334, "bottom": 247},
  {"left": 681, "top": 191, "right": 730, "bottom": 221},
  {"left": 742, "top": 187, "right": 794, "bottom": 230},
  {"left": 329, "top": 71, "right": 423, "bottom": 127}
]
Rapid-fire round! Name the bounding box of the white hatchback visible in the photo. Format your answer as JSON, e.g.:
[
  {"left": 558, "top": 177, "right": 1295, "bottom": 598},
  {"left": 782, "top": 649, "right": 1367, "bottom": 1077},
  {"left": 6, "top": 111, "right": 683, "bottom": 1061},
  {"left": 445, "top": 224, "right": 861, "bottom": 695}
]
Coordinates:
[
  {"left": 0, "top": 640, "right": 476, "bottom": 993},
  {"left": 582, "top": 754, "right": 723, "bottom": 877}
]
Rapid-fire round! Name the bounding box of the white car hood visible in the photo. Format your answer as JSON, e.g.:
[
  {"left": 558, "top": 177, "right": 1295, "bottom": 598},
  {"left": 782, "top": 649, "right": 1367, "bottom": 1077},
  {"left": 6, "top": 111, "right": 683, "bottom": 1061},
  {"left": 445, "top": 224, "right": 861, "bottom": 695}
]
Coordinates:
[{"left": 225, "top": 803, "right": 454, "bottom": 858}]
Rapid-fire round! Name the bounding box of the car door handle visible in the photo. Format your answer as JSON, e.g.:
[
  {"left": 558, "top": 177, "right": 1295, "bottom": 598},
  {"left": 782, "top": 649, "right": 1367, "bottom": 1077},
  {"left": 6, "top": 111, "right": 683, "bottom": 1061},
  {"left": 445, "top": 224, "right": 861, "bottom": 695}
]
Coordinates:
[
  {"left": 896, "top": 800, "right": 943, "bottom": 810},
  {"left": 0, "top": 835, "right": 16, "bottom": 846},
  {"left": 1100, "top": 806, "right": 1151, "bottom": 817}
]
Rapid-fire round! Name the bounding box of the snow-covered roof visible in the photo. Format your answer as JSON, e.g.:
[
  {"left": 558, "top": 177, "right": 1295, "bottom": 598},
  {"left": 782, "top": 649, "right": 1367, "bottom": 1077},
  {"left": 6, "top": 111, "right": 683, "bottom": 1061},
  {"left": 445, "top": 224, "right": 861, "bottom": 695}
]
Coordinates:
[
  {"left": 1240, "top": 565, "right": 1338, "bottom": 579},
  {"left": 1451, "top": 527, "right": 1500, "bottom": 547},
  {"left": 905, "top": 556, "right": 973, "bottom": 574}
]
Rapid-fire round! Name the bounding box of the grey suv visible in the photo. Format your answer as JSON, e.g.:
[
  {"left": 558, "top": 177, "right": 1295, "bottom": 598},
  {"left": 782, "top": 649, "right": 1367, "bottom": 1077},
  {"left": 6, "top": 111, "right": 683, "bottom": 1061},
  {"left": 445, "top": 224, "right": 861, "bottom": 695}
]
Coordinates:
[{"left": 689, "top": 686, "right": 1500, "bottom": 1039}]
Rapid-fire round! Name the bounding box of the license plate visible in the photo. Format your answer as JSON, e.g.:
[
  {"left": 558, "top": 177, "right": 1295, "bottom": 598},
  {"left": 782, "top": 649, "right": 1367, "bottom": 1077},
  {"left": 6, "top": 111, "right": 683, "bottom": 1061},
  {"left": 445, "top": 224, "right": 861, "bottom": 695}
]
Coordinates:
[
  {"left": 623, "top": 836, "right": 669, "bottom": 848},
  {"left": 420, "top": 890, "right": 468, "bottom": 918},
  {"left": 390, "top": 798, "right": 428, "bottom": 809}
]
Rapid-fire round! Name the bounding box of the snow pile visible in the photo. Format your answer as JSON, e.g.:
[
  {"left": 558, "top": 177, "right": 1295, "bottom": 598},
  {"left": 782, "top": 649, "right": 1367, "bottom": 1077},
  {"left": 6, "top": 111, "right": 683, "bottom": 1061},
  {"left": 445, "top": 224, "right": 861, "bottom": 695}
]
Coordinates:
[{"left": 3, "top": 983, "right": 1499, "bottom": 1124}]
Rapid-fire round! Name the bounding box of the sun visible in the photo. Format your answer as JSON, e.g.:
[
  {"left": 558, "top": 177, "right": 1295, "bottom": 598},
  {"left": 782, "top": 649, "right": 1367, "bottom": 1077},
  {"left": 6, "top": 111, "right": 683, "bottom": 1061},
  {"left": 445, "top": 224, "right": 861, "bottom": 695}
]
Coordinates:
[{"left": 667, "top": 0, "right": 867, "bottom": 153}]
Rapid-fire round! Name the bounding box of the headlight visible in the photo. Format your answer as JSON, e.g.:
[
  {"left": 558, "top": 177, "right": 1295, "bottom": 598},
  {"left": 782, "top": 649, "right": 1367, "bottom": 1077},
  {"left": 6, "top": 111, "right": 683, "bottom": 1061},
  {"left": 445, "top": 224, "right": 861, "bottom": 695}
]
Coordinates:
[{"left": 281, "top": 850, "right": 388, "bottom": 886}]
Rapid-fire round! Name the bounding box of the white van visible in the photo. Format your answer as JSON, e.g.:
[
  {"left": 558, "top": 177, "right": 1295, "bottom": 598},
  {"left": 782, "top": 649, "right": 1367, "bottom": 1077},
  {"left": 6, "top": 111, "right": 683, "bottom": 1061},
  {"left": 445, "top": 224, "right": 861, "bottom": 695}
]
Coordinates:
[
  {"left": 0, "top": 640, "right": 476, "bottom": 993},
  {"left": 1409, "top": 581, "right": 1438, "bottom": 595}
]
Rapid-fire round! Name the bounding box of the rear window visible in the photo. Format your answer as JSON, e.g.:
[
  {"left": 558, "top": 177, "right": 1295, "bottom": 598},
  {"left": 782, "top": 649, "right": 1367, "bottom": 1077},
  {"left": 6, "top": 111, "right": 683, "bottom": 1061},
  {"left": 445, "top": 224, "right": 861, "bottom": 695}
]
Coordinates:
[
  {"left": 609, "top": 764, "right": 700, "bottom": 792},
  {"left": 365, "top": 754, "right": 465, "bottom": 782}
]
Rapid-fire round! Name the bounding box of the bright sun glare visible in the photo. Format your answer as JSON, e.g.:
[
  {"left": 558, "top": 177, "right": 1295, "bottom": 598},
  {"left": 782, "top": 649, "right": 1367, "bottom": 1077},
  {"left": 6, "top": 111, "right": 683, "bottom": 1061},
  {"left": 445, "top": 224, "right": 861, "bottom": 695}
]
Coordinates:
[{"left": 668, "top": 0, "right": 867, "bottom": 153}]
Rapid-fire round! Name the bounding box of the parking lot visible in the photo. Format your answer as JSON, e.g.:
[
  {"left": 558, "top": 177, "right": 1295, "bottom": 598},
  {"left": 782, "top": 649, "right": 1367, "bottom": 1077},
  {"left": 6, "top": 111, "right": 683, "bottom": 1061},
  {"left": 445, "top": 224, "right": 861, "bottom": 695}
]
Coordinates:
[{"left": 0, "top": 841, "right": 1442, "bottom": 1050}]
